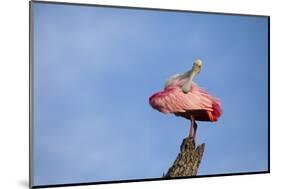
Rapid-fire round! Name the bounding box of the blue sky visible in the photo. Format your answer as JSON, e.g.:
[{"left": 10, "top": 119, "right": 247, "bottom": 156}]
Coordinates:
[{"left": 33, "top": 2, "right": 269, "bottom": 186}]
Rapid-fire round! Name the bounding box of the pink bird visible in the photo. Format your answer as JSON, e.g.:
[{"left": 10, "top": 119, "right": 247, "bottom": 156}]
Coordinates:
[{"left": 149, "top": 59, "right": 222, "bottom": 142}]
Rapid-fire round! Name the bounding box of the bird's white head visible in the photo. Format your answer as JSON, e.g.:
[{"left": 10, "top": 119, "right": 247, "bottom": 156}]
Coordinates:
[{"left": 192, "top": 59, "right": 202, "bottom": 74}]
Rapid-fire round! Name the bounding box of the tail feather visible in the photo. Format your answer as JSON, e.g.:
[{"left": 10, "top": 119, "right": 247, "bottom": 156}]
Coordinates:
[{"left": 210, "top": 100, "right": 222, "bottom": 121}]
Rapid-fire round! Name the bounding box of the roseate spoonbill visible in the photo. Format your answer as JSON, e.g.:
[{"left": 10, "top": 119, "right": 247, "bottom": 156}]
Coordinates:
[{"left": 149, "top": 59, "right": 222, "bottom": 142}]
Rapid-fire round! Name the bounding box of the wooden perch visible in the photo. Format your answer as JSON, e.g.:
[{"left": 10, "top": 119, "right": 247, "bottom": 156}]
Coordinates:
[{"left": 163, "top": 136, "right": 205, "bottom": 178}]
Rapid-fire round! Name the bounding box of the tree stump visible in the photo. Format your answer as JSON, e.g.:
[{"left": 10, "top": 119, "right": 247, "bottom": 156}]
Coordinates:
[{"left": 163, "top": 136, "right": 205, "bottom": 178}]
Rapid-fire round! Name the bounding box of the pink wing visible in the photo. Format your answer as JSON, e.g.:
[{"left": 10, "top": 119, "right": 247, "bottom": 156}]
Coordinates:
[{"left": 149, "top": 83, "right": 218, "bottom": 114}]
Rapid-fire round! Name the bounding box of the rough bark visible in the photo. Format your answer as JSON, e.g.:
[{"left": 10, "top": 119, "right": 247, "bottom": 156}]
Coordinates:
[{"left": 163, "top": 137, "right": 205, "bottom": 178}]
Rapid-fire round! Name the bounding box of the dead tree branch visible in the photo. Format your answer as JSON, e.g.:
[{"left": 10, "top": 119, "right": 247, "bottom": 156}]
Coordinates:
[{"left": 164, "top": 136, "right": 205, "bottom": 178}]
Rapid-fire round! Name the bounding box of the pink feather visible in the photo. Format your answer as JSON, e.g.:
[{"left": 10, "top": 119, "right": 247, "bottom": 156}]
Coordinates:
[{"left": 149, "top": 82, "right": 222, "bottom": 122}]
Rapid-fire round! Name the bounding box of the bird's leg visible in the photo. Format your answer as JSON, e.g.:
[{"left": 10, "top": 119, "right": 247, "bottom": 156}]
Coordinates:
[
  {"left": 188, "top": 115, "right": 195, "bottom": 138},
  {"left": 188, "top": 120, "right": 193, "bottom": 138},
  {"left": 193, "top": 121, "right": 198, "bottom": 143}
]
